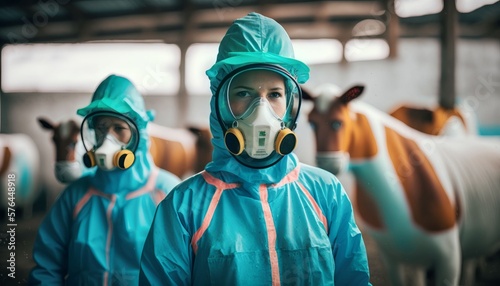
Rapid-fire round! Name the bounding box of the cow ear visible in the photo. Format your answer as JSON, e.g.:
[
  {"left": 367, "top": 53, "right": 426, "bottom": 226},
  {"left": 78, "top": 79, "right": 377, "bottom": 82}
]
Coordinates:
[
  {"left": 70, "top": 119, "right": 81, "bottom": 131},
  {"left": 38, "top": 117, "right": 54, "bottom": 130},
  {"left": 340, "top": 85, "right": 364, "bottom": 104},
  {"left": 187, "top": 127, "right": 201, "bottom": 136},
  {"left": 301, "top": 86, "right": 315, "bottom": 101}
]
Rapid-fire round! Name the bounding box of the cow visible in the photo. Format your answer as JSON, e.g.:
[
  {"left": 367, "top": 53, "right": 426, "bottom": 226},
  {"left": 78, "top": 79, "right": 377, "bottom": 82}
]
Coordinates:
[
  {"left": 37, "top": 117, "right": 213, "bottom": 182},
  {"left": 303, "top": 84, "right": 500, "bottom": 286},
  {"left": 0, "top": 133, "right": 41, "bottom": 218},
  {"left": 389, "top": 103, "right": 478, "bottom": 137}
]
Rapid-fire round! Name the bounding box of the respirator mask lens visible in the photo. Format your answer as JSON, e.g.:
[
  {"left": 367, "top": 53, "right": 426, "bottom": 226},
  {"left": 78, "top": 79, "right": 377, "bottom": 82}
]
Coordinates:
[
  {"left": 215, "top": 64, "right": 302, "bottom": 168},
  {"left": 218, "top": 65, "right": 301, "bottom": 131},
  {"left": 80, "top": 111, "right": 139, "bottom": 170}
]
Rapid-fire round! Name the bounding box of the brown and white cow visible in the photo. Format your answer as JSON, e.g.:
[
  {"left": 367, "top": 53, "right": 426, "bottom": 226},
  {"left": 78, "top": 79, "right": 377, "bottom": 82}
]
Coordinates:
[
  {"left": 38, "top": 117, "right": 213, "bottom": 182},
  {"left": 303, "top": 84, "right": 500, "bottom": 286},
  {"left": 389, "top": 103, "right": 478, "bottom": 136},
  {"left": 147, "top": 122, "right": 213, "bottom": 178},
  {"left": 0, "top": 133, "right": 41, "bottom": 217}
]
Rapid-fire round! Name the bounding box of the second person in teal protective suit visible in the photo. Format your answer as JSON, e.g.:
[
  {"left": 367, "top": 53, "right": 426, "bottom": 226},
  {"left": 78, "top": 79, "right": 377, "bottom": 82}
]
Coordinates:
[
  {"left": 29, "top": 75, "right": 181, "bottom": 285},
  {"left": 140, "top": 12, "right": 371, "bottom": 285}
]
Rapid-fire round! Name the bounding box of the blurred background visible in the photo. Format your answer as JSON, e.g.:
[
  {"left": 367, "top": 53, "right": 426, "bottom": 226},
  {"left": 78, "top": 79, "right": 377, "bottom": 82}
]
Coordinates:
[{"left": 0, "top": 0, "right": 499, "bottom": 284}]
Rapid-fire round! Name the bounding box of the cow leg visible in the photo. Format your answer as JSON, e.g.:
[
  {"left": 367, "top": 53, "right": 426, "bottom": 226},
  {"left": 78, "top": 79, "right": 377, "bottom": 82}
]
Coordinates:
[
  {"left": 433, "top": 237, "right": 461, "bottom": 286},
  {"left": 380, "top": 252, "right": 406, "bottom": 286},
  {"left": 460, "top": 258, "right": 478, "bottom": 286},
  {"left": 401, "top": 265, "right": 426, "bottom": 286},
  {"left": 409, "top": 267, "right": 426, "bottom": 286}
]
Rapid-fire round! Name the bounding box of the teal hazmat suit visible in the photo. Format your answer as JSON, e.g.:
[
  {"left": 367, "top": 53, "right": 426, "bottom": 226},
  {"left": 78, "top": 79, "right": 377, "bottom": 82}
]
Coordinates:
[
  {"left": 29, "top": 75, "right": 181, "bottom": 285},
  {"left": 139, "top": 12, "right": 371, "bottom": 285}
]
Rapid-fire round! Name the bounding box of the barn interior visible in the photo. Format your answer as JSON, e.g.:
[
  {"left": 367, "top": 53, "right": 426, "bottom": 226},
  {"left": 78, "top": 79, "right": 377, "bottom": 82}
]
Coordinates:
[{"left": 0, "top": 0, "right": 499, "bottom": 284}]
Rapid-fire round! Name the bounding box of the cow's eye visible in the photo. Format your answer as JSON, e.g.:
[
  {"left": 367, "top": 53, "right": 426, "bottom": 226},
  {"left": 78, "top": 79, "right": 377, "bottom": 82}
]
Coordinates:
[{"left": 331, "top": 120, "right": 342, "bottom": 130}]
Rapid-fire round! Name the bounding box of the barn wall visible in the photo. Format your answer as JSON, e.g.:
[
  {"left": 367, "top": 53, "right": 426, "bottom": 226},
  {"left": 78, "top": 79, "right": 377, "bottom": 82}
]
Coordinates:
[
  {"left": 306, "top": 38, "right": 500, "bottom": 127},
  {"left": 1, "top": 38, "right": 498, "bottom": 205}
]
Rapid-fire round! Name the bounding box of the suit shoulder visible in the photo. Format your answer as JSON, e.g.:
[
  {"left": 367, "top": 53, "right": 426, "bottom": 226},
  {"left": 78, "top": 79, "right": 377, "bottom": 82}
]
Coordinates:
[
  {"left": 56, "top": 176, "right": 93, "bottom": 204},
  {"left": 160, "top": 173, "right": 213, "bottom": 213},
  {"left": 171, "top": 172, "right": 207, "bottom": 193}
]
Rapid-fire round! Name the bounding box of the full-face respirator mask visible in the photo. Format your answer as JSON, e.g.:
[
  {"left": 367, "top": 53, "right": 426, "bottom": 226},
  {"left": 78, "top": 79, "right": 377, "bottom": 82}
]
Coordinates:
[
  {"left": 215, "top": 64, "right": 302, "bottom": 169},
  {"left": 80, "top": 111, "right": 139, "bottom": 171}
]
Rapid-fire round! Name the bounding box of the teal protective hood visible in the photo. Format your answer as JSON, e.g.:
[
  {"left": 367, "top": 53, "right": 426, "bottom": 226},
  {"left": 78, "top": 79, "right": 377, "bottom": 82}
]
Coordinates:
[
  {"left": 205, "top": 12, "right": 310, "bottom": 185},
  {"left": 77, "top": 74, "right": 156, "bottom": 192},
  {"left": 207, "top": 12, "right": 309, "bottom": 95},
  {"left": 77, "top": 74, "right": 155, "bottom": 129}
]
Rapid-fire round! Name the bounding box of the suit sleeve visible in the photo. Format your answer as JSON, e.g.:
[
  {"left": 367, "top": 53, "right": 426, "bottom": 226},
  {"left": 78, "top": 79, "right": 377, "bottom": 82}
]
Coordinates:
[
  {"left": 139, "top": 192, "right": 193, "bottom": 285},
  {"left": 328, "top": 182, "right": 372, "bottom": 286},
  {"left": 29, "top": 191, "right": 72, "bottom": 285}
]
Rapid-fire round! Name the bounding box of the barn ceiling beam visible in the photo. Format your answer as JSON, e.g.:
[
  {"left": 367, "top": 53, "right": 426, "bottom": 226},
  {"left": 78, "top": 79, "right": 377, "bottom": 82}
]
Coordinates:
[
  {"left": 0, "top": 1, "right": 381, "bottom": 44},
  {"left": 0, "top": 1, "right": 497, "bottom": 45}
]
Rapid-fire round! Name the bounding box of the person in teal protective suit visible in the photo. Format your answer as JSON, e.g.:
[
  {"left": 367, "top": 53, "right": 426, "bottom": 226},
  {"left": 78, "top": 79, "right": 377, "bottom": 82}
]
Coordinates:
[
  {"left": 29, "top": 74, "right": 181, "bottom": 285},
  {"left": 139, "top": 12, "right": 371, "bottom": 285}
]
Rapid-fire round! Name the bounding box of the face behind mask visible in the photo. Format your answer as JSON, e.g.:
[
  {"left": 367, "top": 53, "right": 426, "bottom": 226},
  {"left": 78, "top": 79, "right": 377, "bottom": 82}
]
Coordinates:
[
  {"left": 92, "top": 134, "right": 130, "bottom": 171},
  {"left": 81, "top": 111, "right": 139, "bottom": 171},
  {"left": 216, "top": 64, "right": 302, "bottom": 168},
  {"left": 237, "top": 98, "right": 284, "bottom": 159},
  {"left": 225, "top": 97, "right": 297, "bottom": 161}
]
